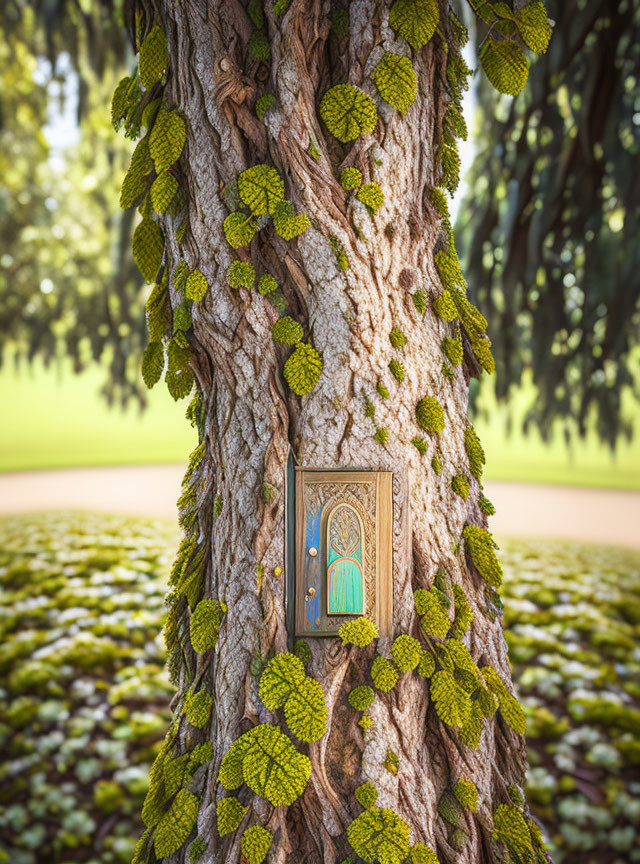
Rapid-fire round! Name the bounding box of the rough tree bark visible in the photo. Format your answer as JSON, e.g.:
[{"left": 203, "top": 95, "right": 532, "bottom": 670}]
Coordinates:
[{"left": 137, "top": 1, "right": 540, "bottom": 862}]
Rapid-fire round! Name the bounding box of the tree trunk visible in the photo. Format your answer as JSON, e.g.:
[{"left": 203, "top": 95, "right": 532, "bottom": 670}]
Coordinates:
[{"left": 140, "top": 1, "right": 541, "bottom": 862}]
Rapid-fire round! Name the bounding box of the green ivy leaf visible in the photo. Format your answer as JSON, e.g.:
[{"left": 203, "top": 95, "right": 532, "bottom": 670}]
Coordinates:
[
  {"left": 481, "top": 666, "right": 526, "bottom": 734},
  {"left": 223, "top": 211, "right": 257, "bottom": 248},
  {"left": 259, "top": 653, "right": 327, "bottom": 742},
  {"left": 139, "top": 24, "right": 169, "bottom": 90},
  {"left": 283, "top": 342, "right": 323, "bottom": 395},
  {"left": 273, "top": 0, "right": 292, "bottom": 15},
  {"left": 249, "top": 29, "right": 271, "bottom": 61},
  {"left": 120, "top": 136, "right": 153, "bottom": 209},
  {"left": 111, "top": 76, "right": 131, "bottom": 129},
  {"left": 131, "top": 828, "right": 151, "bottom": 864},
  {"left": 257, "top": 273, "right": 278, "bottom": 295},
  {"left": 319, "top": 84, "right": 378, "bottom": 143},
  {"left": 391, "top": 634, "right": 422, "bottom": 672},
  {"left": 185, "top": 269, "right": 209, "bottom": 302},
  {"left": 120, "top": 75, "right": 143, "bottom": 139},
  {"left": 389, "top": 327, "right": 407, "bottom": 348},
  {"left": 445, "top": 638, "right": 481, "bottom": 687},
  {"left": 173, "top": 260, "right": 190, "bottom": 293},
  {"left": 408, "top": 843, "right": 441, "bottom": 864},
  {"left": 190, "top": 599, "right": 225, "bottom": 653},
  {"left": 219, "top": 724, "right": 311, "bottom": 806},
  {"left": 142, "top": 341, "right": 164, "bottom": 389},
  {"left": 241, "top": 826, "right": 273, "bottom": 864},
  {"left": 417, "top": 650, "right": 436, "bottom": 678},
  {"left": 389, "top": 0, "right": 439, "bottom": 50},
  {"left": 173, "top": 301, "right": 192, "bottom": 333},
  {"left": 256, "top": 93, "right": 276, "bottom": 121},
  {"left": 189, "top": 741, "right": 213, "bottom": 769},
  {"left": 237, "top": 164, "right": 285, "bottom": 216},
  {"left": 146, "top": 278, "right": 171, "bottom": 341},
  {"left": 414, "top": 589, "right": 450, "bottom": 639},
  {"left": 151, "top": 170, "right": 178, "bottom": 215},
  {"left": 453, "top": 777, "right": 478, "bottom": 812},
  {"left": 493, "top": 804, "right": 535, "bottom": 862},
  {"left": 479, "top": 37, "right": 529, "bottom": 96},
  {"left": 460, "top": 700, "right": 484, "bottom": 748},
  {"left": 218, "top": 735, "right": 251, "bottom": 790},
  {"left": 476, "top": 685, "right": 499, "bottom": 719},
  {"left": 141, "top": 737, "right": 176, "bottom": 828},
  {"left": 354, "top": 782, "right": 378, "bottom": 809},
  {"left": 166, "top": 368, "right": 195, "bottom": 401},
  {"left": 167, "top": 333, "right": 191, "bottom": 373},
  {"left": 216, "top": 796, "right": 247, "bottom": 837},
  {"left": 356, "top": 182, "right": 384, "bottom": 214},
  {"left": 347, "top": 807, "right": 411, "bottom": 864},
  {"left": 348, "top": 685, "right": 375, "bottom": 711},
  {"left": 273, "top": 315, "right": 304, "bottom": 345},
  {"left": 462, "top": 525, "right": 503, "bottom": 587},
  {"left": 451, "top": 584, "right": 474, "bottom": 638},
  {"left": 515, "top": 1, "right": 552, "bottom": 54},
  {"left": 227, "top": 260, "right": 256, "bottom": 290},
  {"left": 149, "top": 107, "right": 187, "bottom": 172},
  {"left": 338, "top": 616, "right": 379, "bottom": 647},
  {"left": 248, "top": 0, "right": 264, "bottom": 28},
  {"left": 273, "top": 200, "right": 311, "bottom": 240},
  {"left": 142, "top": 97, "right": 162, "bottom": 131},
  {"left": 415, "top": 396, "right": 445, "bottom": 433},
  {"left": 430, "top": 670, "right": 471, "bottom": 727},
  {"left": 371, "top": 656, "right": 399, "bottom": 693},
  {"left": 372, "top": 52, "right": 417, "bottom": 114},
  {"left": 259, "top": 653, "right": 306, "bottom": 710},
  {"left": 185, "top": 689, "right": 213, "bottom": 728},
  {"left": 284, "top": 676, "right": 327, "bottom": 742},
  {"left": 132, "top": 217, "right": 164, "bottom": 283},
  {"left": 153, "top": 789, "right": 199, "bottom": 858},
  {"left": 340, "top": 167, "right": 363, "bottom": 190}
]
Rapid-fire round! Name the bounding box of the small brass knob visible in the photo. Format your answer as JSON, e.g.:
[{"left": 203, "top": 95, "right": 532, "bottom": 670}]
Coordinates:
[
  {"left": 305, "top": 587, "right": 316, "bottom": 602},
  {"left": 308, "top": 546, "right": 318, "bottom": 557}
]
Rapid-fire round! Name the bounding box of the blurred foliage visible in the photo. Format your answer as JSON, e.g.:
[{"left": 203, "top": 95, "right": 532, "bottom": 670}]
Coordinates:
[
  {"left": 0, "top": 1, "right": 149, "bottom": 407},
  {"left": 459, "top": 0, "right": 640, "bottom": 448},
  {"left": 0, "top": 513, "right": 175, "bottom": 864},
  {"left": 2, "top": 514, "right": 639, "bottom": 863},
  {"left": 503, "top": 538, "right": 640, "bottom": 863}
]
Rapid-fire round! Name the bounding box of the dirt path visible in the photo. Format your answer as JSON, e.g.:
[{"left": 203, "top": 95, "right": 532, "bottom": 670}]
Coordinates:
[{"left": 0, "top": 465, "right": 638, "bottom": 548}]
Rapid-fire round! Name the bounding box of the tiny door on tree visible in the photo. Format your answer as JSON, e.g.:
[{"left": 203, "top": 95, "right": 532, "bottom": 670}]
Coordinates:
[{"left": 293, "top": 469, "right": 393, "bottom": 637}]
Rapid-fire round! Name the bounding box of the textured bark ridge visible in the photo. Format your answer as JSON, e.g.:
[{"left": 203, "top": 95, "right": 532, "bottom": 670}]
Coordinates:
[{"left": 124, "top": 2, "right": 550, "bottom": 863}]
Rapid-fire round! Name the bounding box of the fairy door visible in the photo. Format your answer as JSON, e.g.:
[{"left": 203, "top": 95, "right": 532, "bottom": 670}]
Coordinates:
[{"left": 293, "top": 469, "right": 393, "bottom": 637}]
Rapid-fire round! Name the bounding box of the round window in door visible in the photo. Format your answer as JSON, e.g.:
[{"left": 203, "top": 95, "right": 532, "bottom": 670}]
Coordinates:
[{"left": 326, "top": 503, "right": 365, "bottom": 616}]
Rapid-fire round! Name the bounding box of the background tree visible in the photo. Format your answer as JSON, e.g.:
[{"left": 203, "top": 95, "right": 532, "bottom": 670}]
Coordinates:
[
  {"left": 109, "top": 2, "right": 554, "bottom": 864},
  {"left": 459, "top": 0, "right": 640, "bottom": 448},
  {"left": 0, "top": 0, "right": 149, "bottom": 405}
]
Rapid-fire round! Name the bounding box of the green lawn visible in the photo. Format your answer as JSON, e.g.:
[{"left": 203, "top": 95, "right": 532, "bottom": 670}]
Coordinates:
[
  {"left": 0, "top": 358, "right": 195, "bottom": 471},
  {"left": 1, "top": 357, "right": 639, "bottom": 489},
  {"left": 474, "top": 380, "right": 640, "bottom": 490}
]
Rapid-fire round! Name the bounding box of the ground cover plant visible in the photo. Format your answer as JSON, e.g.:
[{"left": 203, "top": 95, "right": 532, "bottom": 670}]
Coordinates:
[
  {"left": 0, "top": 514, "right": 176, "bottom": 864},
  {"left": 1, "top": 513, "right": 638, "bottom": 864},
  {"left": 502, "top": 540, "right": 640, "bottom": 863}
]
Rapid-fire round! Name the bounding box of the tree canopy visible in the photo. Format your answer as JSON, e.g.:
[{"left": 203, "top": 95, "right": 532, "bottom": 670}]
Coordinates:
[
  {"left": 0, "top": 0, "right": 146, "bottom": 406},
  {"left": 459, "top": 0, "right": 640, "bottom": 447}
]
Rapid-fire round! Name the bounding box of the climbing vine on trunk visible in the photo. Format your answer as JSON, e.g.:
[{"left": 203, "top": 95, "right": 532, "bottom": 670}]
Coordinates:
[{"left": 112, "top": 2, "right": 553, "bottom": 863}]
